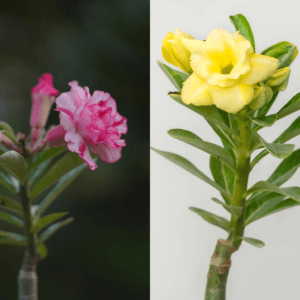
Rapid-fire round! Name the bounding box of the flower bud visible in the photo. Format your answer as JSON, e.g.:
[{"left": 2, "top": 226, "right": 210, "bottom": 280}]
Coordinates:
[
  {"left": 266, "top": 67, "right": 290, "bottom": 92},
  {"left": 162, "top": 28, "right": 194, "bottom": 73},
  {"left": 250, "top": 84, "right": 273, "bottom": 111},
  {"left": 30, "top": 74, "right": 59, "bottom": 147}
]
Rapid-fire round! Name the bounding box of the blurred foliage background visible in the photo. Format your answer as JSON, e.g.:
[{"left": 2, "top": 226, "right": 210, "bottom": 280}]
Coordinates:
[{"left": 0, "top": 0, "right": 149, "bottom": 299}]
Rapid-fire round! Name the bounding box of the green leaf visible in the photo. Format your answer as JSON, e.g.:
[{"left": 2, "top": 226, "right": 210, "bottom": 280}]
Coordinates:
[
  {"left": 274, "top": 116, "right": 300, "bottom": 144},
  {"left": 30, "top": 152, "right": 97, "bottom": 200},
  {"left": 237, "top": 236, "right": 265, "bottom": 248},
  {"left": 168, "top": 129, "right": 237, "bottom": 174},
  {"left": 0, "top": 211, "right": 23, "bottom": 228},
  {"left": 39, "top": 217, "right": 74, "bottom": 242},
  {"left": 230, "top": 14, "right": 255, "bottom": 52},
  {"left": 249, "top": 114, "right": 277, "bottom": 129},
  {"left": 249, "top": 132, "right": 264, "bottom": 153},
  {"left": 246, "top": 181, "right": 300, "bottom": 202},
  {"left": 189, "top": 207, "right": 230, "bottom": 232},
  {"left": 262, "top": 41, "right": 298, "bottom": 69},
  {"left": 34, "top": 160, "right": 93, "bottom": 220},
  {"left": 168, "top": 93, "right": 237, "bottom": 136},
  {"left": 0, "top": 121, "right": 19, "bottom": 146},
  {"left": 0, "top": 237, "right": 26, "bottom": 246},
  {"left": 277, "top": 93, "right": 300, "bottom": 120},
  {"left": 248, "top": 150, "right": 300, "bottom": 206},
  {"left": 210, "top": 156, "right": 234, "bottom": 204},
  {"left": 31, "top": 212, "right": 68, "bottom": 234},
  {"left": 259, "top": 135, "right": 294, "bottom": 159},
  {"left": 211, "top": 197, "right": 243, "bottom": 218},
  {"left": 0, "top": 151, "right": 27, "bottom": 184},
  {"left": 245, "top": 192, "right": 300, "bottom": 225},
  {"left": 29, "top": 159, "right": 52, "bottom": 187},
  {"left": 0, "top": 230, "right": 26, "bottom": 242},
  {"left": 157, "top": 61, "right": 189, "bottom": 91},
  {"left": 0, "top": 165, "right": 19, "bottom": 194},
  {"left": 37, "top": 242, "right": 48, "bottom": 259},
  {"left": 0, "top": 195, "right": 23, "bottom": 215},
  {"left": 267, "top": 149, "right": 300, "bottom": 186},
  {"left": 28, "top": 147, "right": 67, "bottom": 172},
  {"left": 151, "top": 148, "right": 230, "bottom": 197}
]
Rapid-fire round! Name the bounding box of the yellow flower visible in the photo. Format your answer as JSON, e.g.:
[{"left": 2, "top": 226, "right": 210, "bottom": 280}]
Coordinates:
[
  {"left": 181, "top": 29, "right": 279, "bottom": 113},
  {"left": 162, "top": 29, "right": 196, "bottom": 73}
]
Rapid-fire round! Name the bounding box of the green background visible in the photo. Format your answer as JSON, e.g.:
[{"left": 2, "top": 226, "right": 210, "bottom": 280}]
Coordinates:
[{"left": 0, "top": 0, "right": 149, "bottom": 299}]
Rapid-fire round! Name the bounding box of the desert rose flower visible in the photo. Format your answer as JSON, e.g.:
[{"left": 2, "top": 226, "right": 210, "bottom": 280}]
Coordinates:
[
  {"left": 30, "top": 74, "right": 59, "bottom": 146},
  {"left": 44, "top": 81, "right": 127, "bottom": 171},
  {"left": 162, "top": 28, "right": 195, "bottom": 74},
  {"left": 181, "top": 29, "right": 279, "bottom": 113}
]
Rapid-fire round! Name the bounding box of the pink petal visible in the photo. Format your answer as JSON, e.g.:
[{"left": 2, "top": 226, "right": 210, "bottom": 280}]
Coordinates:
[
  {"left": 88, "top": 90, "right": 111, "bottom": 106},
  {"left": 65, "top": 132, "right": 97, "bottom": 170},
  {"left": 59, "top": 111, "right": 76, "bottom": 132},
  {"left": 89, "top": 143, "right": 122, "bottom": 163},
  {"left": 44, "top": 125, "right": 67, "bottom": 147},
  {"left": 55, "top": 91, "right": 77, "bottom": 115}
]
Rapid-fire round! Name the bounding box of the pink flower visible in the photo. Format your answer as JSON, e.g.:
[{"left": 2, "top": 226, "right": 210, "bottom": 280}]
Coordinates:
[
  {"left": 44, "top": 81, "right": 127, "bottom": 171},
  {"left": 30, "top": 74, "right": 59, "bottom": 146}
]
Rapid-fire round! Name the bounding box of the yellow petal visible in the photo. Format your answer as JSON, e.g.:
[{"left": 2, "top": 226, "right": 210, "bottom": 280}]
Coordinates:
[
  {"left": 210, "top": 83, "right": 254, "bottom": 113},
  {"left": 181, "top": 37, "right": 205, "bottom": 53},
  {"left": 181, "top": 73, "right": 213, "bottom": 106},
  {"left": 241, "top": 54, "right": 278, "bottom": 85}
]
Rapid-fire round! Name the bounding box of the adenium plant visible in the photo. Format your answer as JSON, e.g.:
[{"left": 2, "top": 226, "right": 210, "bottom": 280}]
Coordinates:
[
  {"left": 152, "top": 14, "right": 300, "bottom": 299},
  {"left": 0, "top": 73, "right": 127, "bottom": 299}
]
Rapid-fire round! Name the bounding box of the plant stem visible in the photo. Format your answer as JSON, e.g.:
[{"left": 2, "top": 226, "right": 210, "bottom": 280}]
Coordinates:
[
  {"left": 18, "top": 141, "right": 38, "bottom": 300},
  {"left": 204, "top": 108, "right": 251, "bottom": 300}
]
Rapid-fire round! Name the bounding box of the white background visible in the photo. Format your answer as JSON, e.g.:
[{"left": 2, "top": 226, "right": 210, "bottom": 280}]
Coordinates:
[{"left": 150, "top": 0, "right": 300, "bottom": 299}]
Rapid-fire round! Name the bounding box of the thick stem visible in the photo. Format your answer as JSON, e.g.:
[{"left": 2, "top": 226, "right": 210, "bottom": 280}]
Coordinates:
[
  {"left": 18, "top": 249, "right": 38, "bottom": 300},
  {"left": 18, "top": 141, "right": 38, "bottom": 300},
  {"left": 204, "top": 109, "right": 251, "bottom": 299}
]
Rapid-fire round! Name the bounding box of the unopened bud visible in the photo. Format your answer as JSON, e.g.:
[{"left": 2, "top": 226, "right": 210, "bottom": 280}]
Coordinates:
[
  {"left": 250, "top": 85, "right": 273, "bottom": 111},
  {"left": 266, "top": 67, "right": 290, "bottom": 92}
]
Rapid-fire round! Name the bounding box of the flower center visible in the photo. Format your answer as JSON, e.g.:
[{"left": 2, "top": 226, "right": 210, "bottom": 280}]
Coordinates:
[{"left": 221, "top": 64, "right": 234, "bottom": 75}]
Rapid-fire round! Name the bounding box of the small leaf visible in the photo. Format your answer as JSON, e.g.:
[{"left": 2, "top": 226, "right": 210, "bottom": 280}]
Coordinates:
[
  {"left": 0, "top": 121, "right": 19, "bottom": 146},
  {"left": 262, "top": 41, "right": 298, "bottom": 69},
  {"left": 31, "top": 212, "right": 69, "bottom": 234},
  {"left": 0, "top": 230, "right": 26, "bottom": 242},
  {"left": 30, "top": 152, "right": 97, "bottom": 200},
  {"left": 151, "top": 148, "right": 230, "bottom": 197},
  {"left": 246, "top": 181, "right": 300, "bottom": 202},
  {"left": 168, "top": 129, "right": 237, "bottom": 174},
  {"left": 189, "top": 207, "right": 230, "bottom": 232},
  {"left": 275, "top": 116, "right": 300, "bottom": 144},
  {"left": 0, "top": 151, "right": 27, "bottom": 184},
  {"left": 34, "top": 160, "right": 94, "bottom": 219},
  {"left": 210, "top": 156, "right": 234, "bottom": 204},
  {"left": 237, "top": 236, "right": 265, "bottom": 248},
  {"left": 0, "top": 165, "right": 19, "bottom": 194},
  {"left": 230, "top": 14, "right": 255, "bottom": 52},
  {"left": 37, "top": 242, "right": 48, "bottom": 260},
  {"left": 39, "top": 217, "right": 74, "bottom": 242},
  {"left": 245, "top": 193, "right": 299, "bottom": 225},
  {"left": 259, "top": 135, "right": 294, "bottom": 159},
  {"left": 211, "top": 197, "right": 243, "bottom": 218},
  {"left": 249, "top": 114, "right": 277, "bottom": 128},
  {"left": 157, "top": 61, "right": 189, "bottom": 90},
  {"left": 28, "top": 147, "right": 67, "bottom": 172},
  {"left": 277, "top": 92, "right": 300, "bottom": 120},
  {"left": 168, "top": 93, "right": 237, "bottom": 136},
  {"left": 0, "top": 195, "right": 23, "bottom": 215},
  {"left": 267, "top": 149, "right": 300, "bottom": 187},
  {"left": 0, "top": 237, "right": 26, "bottom": 246},
  {"left": 0, "top": 212, "right": 23, "bottom": 228},
  {"left": 249, "top": 132, "right": 264, "bottom": 153}
]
